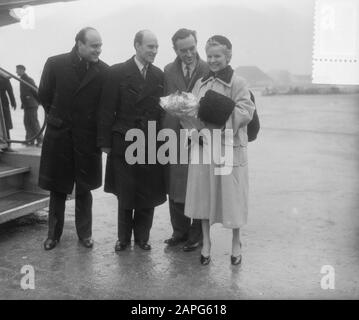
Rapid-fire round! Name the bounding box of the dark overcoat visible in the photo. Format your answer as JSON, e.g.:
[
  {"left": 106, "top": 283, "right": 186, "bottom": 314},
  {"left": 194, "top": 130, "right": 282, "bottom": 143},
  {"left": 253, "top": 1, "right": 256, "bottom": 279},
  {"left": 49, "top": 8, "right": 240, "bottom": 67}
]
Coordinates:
[
  {"left": 162, "top": 56, "right": 209, "bottom": 203},
  {"left": 0, "top": 76, "right": 16, "bottom": 130},
  {"left": 38, "top": 48, "right": 109, "bottom": 194},
  {"left": 97, "top": 56, "right": 166, "bottom": 209}
]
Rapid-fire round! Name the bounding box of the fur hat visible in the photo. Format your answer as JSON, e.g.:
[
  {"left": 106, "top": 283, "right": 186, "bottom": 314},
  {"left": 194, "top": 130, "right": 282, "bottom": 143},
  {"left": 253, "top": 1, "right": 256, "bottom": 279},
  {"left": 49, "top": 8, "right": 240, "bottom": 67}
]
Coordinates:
[{"left": 198, "top": 90, "right": 235, "bottom": 126}]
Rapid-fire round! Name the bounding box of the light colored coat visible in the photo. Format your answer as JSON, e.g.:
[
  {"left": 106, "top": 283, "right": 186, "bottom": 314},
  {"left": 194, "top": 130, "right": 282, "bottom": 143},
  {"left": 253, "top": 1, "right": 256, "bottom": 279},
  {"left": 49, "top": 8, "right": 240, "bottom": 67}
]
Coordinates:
[{"left": 184, "top": 69, "right": 255, "bottom": 228}]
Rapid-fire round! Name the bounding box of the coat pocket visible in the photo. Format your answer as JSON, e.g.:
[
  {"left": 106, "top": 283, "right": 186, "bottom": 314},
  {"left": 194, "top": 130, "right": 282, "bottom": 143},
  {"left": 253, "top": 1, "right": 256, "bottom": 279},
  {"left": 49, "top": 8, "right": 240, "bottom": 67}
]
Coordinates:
[
  {"left": 111, "top": 132, "right": 132, "bottom": 156},
  {"left": 239, "top": 146, "right": 248, "bottom": 166},
  {"left": 47, "top": 114, "right": 63, "bottom": 128},
  {"left": 232, "top": 145, "right": 248, "bottom": 167},
  {"left": 238, "top": 128, "right": 248, "bottom": 147}
]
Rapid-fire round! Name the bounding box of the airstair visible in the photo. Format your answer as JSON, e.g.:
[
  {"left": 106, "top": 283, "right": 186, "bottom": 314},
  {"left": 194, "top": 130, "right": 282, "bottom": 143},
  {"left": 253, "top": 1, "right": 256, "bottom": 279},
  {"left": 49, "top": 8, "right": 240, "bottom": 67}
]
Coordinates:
[{"left": 0, "top": 66, "right": 49, "bottom": 224}]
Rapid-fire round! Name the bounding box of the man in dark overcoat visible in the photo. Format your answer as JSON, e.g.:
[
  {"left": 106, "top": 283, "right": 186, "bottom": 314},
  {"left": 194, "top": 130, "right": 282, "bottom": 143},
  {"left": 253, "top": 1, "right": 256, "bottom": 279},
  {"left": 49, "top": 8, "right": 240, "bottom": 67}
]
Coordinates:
[
  {"left": 38, "top": 27, "right": 109, "bottom": 250},
  {"left": 16, "top": 65, "right": 43, "bottom": 146},
  {"left": 98, "top": 30, "right": 166, "bottom": 251},
  {"left": 0, "top": 73, "right": 17, "bottom": 150},
  {"left": 162, "top": 28, "right": 209, "bottom": 251}
]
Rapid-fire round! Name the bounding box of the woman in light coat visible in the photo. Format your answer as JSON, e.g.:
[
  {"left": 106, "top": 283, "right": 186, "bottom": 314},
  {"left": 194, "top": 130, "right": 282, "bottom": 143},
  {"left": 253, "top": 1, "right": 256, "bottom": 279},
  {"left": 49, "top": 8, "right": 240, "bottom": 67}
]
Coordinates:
[{"left": 184, "top": 35, "right": 255, "bottom": 265}]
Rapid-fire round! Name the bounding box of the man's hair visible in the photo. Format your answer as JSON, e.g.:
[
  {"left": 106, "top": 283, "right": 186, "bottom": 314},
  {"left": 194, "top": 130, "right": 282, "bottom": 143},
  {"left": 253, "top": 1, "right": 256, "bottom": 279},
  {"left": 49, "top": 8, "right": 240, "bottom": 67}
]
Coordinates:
[
  {"left": 16, "top": 64, "right": 26, "bottom": 71},
  {"left": 75, "top": 27, "right": 97, "bottom": 47},
  {"left": 171, "top": 28, "right": 197, "bottom": 47},
  {"left": 134, "top": 30, "right": 154, "bottom": 49}
]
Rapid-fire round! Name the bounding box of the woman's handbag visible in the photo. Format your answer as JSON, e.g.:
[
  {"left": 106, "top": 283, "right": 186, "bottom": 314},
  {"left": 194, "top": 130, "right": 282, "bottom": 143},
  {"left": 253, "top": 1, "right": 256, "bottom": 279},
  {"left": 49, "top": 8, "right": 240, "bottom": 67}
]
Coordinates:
[{"left": 247, "top": 91, "right": 260, "bottom": 142}]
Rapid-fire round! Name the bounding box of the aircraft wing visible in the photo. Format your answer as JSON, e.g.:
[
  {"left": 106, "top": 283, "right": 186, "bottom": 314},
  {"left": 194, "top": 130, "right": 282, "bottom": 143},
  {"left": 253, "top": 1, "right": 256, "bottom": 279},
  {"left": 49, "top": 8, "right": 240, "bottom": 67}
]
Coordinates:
[{"left": 0, "top": 0, "right": 76, "bottom": 27}]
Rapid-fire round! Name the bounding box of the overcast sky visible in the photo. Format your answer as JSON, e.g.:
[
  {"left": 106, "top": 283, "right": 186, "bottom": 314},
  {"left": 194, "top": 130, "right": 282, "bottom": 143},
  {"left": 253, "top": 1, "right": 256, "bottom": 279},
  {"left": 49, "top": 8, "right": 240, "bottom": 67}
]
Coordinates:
[{"left": 1, "top": 0, "right": 315, "bottom": 83}]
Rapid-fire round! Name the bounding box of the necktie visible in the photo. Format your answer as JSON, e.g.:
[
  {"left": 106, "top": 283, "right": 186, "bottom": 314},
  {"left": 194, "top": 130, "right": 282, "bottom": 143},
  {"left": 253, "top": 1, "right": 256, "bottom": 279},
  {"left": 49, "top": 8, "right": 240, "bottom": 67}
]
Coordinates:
[
  {"left": 184, "top": 65, "right": 191, "bottom": 87},
  {"left": 142, "top": 65, "right": 147, "bottom": 79}
]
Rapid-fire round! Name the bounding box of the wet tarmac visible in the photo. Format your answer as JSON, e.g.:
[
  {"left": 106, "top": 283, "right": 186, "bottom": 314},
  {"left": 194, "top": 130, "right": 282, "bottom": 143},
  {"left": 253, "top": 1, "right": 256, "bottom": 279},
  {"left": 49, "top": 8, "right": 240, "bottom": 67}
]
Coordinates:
[{"left": 1, "top": 93, "right": 359, "bottom": 299}]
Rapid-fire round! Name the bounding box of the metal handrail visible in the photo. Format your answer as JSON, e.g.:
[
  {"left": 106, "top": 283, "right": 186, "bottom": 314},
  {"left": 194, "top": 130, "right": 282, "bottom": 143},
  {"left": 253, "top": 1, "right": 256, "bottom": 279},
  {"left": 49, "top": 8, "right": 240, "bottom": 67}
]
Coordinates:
[
  {"left": 0, "top": 66, "right": 46, "bottom": 145},
  {"left": 0, "top": 98, "right": 9, "bottom": 145},
  {"left": 0, "top": 67, "right": 38, "bottom": 91}
]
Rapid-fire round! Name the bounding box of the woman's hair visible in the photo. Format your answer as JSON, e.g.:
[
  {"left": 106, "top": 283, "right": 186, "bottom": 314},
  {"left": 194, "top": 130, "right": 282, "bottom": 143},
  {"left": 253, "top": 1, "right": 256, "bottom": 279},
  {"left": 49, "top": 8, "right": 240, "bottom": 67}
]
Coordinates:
[{"left": 205, "top": 35, "right": 232, "bottom": 62}]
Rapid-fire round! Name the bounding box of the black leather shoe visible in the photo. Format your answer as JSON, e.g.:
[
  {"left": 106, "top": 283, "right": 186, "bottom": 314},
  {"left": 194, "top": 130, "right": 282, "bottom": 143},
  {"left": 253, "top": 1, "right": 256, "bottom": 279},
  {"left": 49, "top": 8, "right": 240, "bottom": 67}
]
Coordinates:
[
  {"left": 44, "top": 238, "right": 59, "bottom": 250},
  {"left": 200, "top": 254, "right": 211, "bottom": 265},
  {"left": 79, "top": 238, "right": 94, "bottom": 248},
  {"left": 164, "top": 237, "right": 186, "bottom": 246},
  {"left": 231, "top": 255, "right": 242, "bottom": 265},
  {"left": 183, "top": 241, "right": 201, "bottom": 252},
  {"left": 115, "top": 240, "right": 130, "bottom": 252},
  {"left": 136, "top": 241, "right": 151, "bottom": 251}
]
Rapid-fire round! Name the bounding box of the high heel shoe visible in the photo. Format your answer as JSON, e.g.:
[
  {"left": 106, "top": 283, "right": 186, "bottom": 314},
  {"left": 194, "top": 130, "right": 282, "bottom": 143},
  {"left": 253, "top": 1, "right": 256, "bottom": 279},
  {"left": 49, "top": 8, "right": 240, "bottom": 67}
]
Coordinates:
[
  {"left": 200, "top": 254, "right": 211, "bottom": 265},
  {"left": 231, "top": 241, "right": 242, "bottom": 265},
  {"left": 230, "top": 254, "right": 242, "bottom": 265}
]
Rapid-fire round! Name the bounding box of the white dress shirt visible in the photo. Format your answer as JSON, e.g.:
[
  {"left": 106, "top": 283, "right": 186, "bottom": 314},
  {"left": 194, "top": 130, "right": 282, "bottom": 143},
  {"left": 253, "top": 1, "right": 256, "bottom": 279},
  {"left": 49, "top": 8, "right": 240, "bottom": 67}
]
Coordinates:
[
  {"left": 181, "top": 61, "right": 196, "bottom": 78},
  {"left": 134, "top": 56, "right": 148, "bottom": 78}
]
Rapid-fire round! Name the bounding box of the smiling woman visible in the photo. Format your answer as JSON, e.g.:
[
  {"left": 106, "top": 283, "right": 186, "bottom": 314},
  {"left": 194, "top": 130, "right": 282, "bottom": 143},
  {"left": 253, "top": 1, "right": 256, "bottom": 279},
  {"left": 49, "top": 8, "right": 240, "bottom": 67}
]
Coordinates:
[
  {"left": 185, "top": 34, "right": 255, "bottom": 266},
  {"left": 205, "top": 35, "right": 232, "bottom": 74}
]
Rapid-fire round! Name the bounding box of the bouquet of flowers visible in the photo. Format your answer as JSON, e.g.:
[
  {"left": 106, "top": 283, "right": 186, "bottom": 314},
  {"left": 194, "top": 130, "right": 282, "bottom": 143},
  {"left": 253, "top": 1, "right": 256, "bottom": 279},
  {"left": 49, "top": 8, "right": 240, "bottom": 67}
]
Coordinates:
[
  {"left": 160, "top": 91, "right": 198, "bottom": 117},
  {"left": 160, "top": 91, "right": 202, "bottom": 129}
]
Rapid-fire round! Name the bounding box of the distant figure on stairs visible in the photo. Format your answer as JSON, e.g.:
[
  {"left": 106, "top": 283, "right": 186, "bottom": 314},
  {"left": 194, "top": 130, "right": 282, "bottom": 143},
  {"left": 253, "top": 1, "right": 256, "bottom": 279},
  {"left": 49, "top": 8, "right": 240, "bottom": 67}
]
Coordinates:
[
  {"left": 16, "top": 65, "right": 43, "bottom": 147},
  {"left": 0, "top": 71, "right": 17, "bottom": 151}
]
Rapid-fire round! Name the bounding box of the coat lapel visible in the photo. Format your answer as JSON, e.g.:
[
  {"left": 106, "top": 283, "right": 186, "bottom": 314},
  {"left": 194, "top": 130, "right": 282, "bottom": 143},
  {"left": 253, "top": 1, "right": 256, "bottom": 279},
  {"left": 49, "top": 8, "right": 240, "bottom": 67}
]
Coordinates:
[
  {"left": 172, "top": 58, "right": 187, "bottom": 92},
  {"left": 172, "top": 56, "right": 205, "bottom": 92},
  {"left": 68, "top": 48, "right": 101, "bottom": 96},
  {"left": 137, "top": 64, "right": 159, "bottom": 103},
  {"left": 187, "top": 61, "right": 202, "bottom": 92},
  {"left": 67, "top": 52, "right": 81, "bottom": 89},
  {"left": 122, "top": 57, "right": 146, "bottom": 100},
  {"left": 74, "top": 63, "right": 100, "bottom": 96},
  {"left": 122, "top": 57, "right": 161, "bottom": 103}
]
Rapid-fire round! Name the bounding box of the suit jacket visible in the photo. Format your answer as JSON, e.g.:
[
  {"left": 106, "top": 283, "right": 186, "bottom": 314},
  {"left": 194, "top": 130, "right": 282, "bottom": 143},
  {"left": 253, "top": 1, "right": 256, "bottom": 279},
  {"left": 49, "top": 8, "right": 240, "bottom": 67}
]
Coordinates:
[
  {"left": 162, "top": 56, "right": 209, "bottom": 203},
  {"left": 163, "top": 55, "right": 209, "bottom": 95},
  {"left": 98, "top": 56, "right": 166, "bottom": 209},
  {"left": 20, "top": 73, "right": 39, "bottom": 109},
  {"left": 0, "top": 76, "right": 16, "bottom": 130},
  {"left": 38, "top": 48, "right": 109, "bottom": 194}
]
